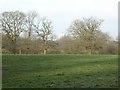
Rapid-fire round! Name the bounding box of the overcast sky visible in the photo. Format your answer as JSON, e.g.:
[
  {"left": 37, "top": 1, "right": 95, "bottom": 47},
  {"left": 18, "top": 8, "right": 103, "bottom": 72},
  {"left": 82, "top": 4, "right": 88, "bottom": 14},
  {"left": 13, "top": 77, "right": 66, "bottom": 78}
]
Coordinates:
[{"left": 0, "top": 0, "right": 119, "bottom": 39}]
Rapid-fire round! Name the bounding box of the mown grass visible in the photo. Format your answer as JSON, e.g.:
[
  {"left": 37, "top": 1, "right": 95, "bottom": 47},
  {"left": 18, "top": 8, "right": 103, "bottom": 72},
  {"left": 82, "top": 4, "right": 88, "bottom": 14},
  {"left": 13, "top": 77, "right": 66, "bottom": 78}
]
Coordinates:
[{"left": 2, "top": 54, "right": 118, "bottom": 88}]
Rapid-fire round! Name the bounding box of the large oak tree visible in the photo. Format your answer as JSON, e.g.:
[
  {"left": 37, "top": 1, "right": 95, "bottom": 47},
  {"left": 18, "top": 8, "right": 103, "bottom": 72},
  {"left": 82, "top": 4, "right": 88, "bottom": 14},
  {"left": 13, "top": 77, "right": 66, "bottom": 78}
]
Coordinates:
[
  {"left": 1, "top": 11, "right": 25, "bottom": 54},
  {"left": 68, "top": 17, "right": 103, "bottom": 54}
]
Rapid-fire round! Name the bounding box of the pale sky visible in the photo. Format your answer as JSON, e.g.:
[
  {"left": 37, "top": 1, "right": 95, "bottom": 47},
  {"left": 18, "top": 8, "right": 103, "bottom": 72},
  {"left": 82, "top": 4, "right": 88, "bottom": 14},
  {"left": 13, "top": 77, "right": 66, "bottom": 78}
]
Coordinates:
[{"left": 0, "top": 0, "right": 119, "bottom": 39}]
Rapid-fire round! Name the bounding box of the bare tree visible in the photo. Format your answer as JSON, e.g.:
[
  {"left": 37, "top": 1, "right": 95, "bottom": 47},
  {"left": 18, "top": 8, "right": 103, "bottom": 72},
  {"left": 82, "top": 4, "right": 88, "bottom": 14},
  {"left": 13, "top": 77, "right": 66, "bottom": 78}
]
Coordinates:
[
  {"left": 35, "top": 18, "right": 53, "bottom": 55},
  {"left": 25, "top": 11, "right": 38, "bottom": 39},
  {"left": 0, "top": 13, "right": 2, "bottom": 54},
  {"left": 68, "top": 17, "right": 103, "bottom": 54},
  {"left": 1, "top": 11, "right": 25, "bottom": 54},
  {"left": 24, "top": 11, "right": 38, "bottom": 53}
]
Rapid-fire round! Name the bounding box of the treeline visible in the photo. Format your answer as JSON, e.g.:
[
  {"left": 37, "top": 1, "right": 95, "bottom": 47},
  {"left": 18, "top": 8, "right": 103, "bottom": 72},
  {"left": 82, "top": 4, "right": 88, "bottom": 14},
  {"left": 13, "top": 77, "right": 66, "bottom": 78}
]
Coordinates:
[{"left": 0, "top": 11, "right": 118, "bottom": 54}]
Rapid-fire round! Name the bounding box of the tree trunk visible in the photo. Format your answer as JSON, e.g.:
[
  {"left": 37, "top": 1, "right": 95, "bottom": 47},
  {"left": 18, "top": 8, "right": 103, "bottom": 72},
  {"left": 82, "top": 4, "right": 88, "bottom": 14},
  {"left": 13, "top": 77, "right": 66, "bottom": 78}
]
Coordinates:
[
  {"left": 19, "top": 49, "right": 22, "bottom": 54},
  {"left": 12, "top": 39, "right": 17, "bottom": 55},
  {"left": 13, "top": 48, "right": 16, "bottom": 55},
  {"left": 88, "top": 49, "right": 92, "bottom": 55},
  {"left": 43, "top": 49, "right": 47, "bottom": 55}
]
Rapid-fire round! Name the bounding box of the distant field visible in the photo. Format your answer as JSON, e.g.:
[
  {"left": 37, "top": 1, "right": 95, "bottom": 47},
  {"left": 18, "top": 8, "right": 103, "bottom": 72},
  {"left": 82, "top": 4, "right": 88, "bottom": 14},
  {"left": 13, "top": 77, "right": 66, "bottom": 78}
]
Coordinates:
[{"left": 2, "top": 54, "right": 118, "bottom": 88}]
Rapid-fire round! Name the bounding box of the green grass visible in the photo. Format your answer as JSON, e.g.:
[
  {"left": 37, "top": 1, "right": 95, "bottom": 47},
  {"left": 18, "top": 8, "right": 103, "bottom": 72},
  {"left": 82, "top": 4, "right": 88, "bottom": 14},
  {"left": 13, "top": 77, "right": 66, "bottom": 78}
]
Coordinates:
[{"left": 2, "top": 54, "right": 118, "bottom": 88}]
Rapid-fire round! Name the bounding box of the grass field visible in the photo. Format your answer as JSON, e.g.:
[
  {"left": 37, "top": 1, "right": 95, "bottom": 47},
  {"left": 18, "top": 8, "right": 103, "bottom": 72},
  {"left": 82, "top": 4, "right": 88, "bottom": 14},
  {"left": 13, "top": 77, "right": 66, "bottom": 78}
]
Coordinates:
[{"left": 2, "top": 54, "right": 118, "bottom": 88}]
